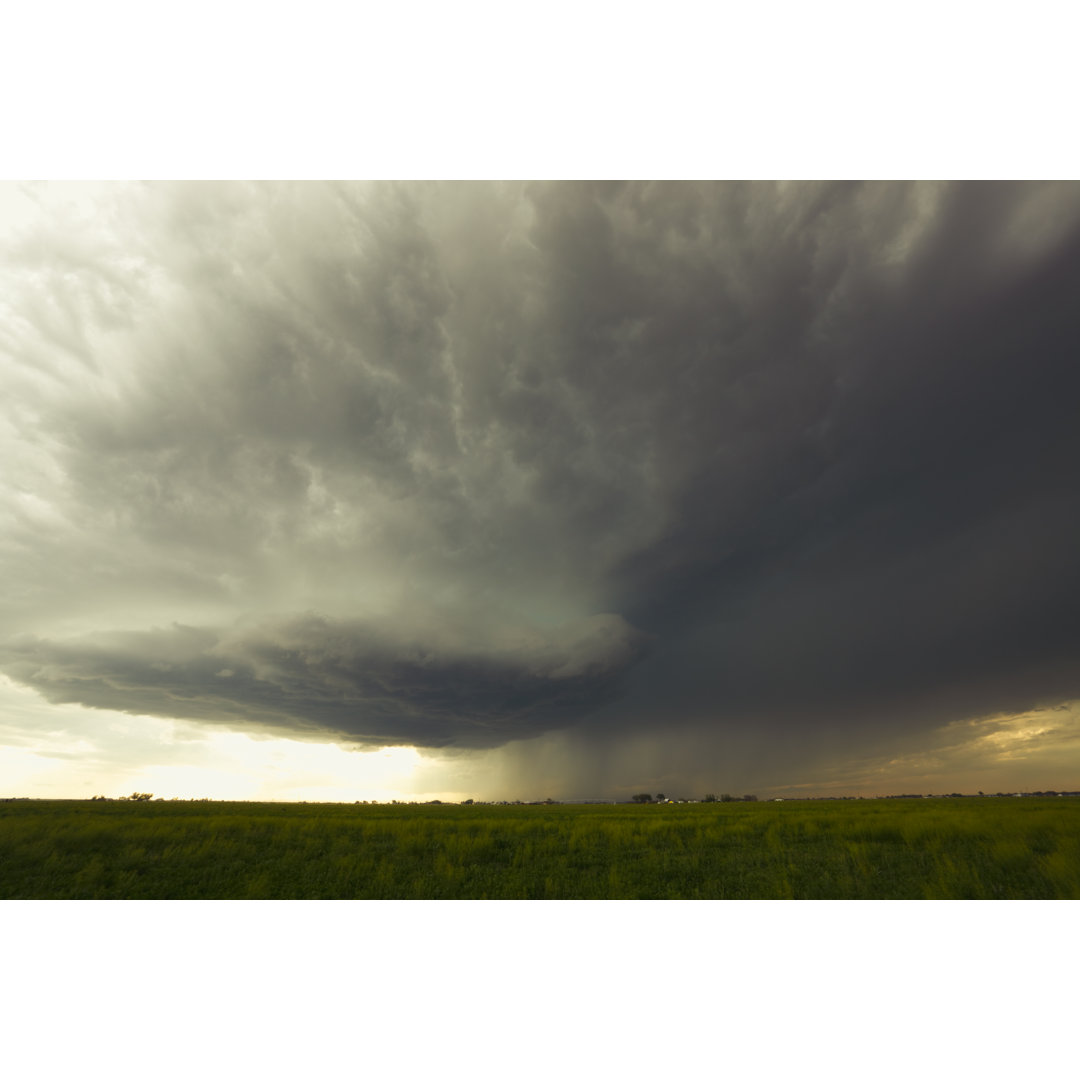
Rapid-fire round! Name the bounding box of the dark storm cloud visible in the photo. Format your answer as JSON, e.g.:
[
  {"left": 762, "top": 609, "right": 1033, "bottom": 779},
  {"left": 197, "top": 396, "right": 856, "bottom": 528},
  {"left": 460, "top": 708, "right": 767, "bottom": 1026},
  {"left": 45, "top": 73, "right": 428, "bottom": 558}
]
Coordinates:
[
  {"left": 3, "top": 181, "right": 1080, "bottom": 774},
  {"left": 0, "top": 613, "right": 647, "bottom": 748},
  {"left": 600, "top": 182, "right": 1080, "bottom": 739}
]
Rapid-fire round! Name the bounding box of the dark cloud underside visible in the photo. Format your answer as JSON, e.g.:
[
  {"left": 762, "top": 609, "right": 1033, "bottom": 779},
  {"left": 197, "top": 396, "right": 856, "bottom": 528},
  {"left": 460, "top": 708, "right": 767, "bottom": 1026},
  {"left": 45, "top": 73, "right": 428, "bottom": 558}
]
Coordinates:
[
  {"left": 3, "top": 613, "right": 646, "bottom": 748},
  {"left": 2, "top": 181, "right": 1079, "bottom": 767}
]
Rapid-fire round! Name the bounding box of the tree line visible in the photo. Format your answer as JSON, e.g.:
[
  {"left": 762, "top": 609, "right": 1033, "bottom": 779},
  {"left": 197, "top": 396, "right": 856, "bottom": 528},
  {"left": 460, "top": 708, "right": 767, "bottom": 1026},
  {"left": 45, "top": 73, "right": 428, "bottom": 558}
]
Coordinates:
[{"left": 631, "top": 793, "right": 758, "bottom": 803}]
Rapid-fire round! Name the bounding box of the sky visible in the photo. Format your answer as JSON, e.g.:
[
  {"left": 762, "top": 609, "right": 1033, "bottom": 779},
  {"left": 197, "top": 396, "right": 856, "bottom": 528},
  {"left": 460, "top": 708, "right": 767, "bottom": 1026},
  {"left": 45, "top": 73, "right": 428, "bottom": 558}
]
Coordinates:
[{"left": 3, "top": 179, "right": 1080, "bottom": 801}]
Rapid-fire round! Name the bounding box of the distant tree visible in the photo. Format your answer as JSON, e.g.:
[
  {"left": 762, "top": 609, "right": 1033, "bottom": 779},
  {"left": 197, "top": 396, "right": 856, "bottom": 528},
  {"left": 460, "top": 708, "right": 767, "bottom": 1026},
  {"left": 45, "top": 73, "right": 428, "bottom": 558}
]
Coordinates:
[
  {"left": 656, "top": 793, "right": 666, "bottom": 802},
  {"left": 743, "top": 794, "right": 758, "bottom": 802},
  {"left": 720, "top": 794, "right": 735, "bottom": 802},
  {"left": 127, "top": 792, "right": 153, "bottom": 801},
  {"left": 632, "top": 793, "right": 653, "bottom": 803},
  {"left": 462, "top": 799, "right": 474, "bottom": 805},
  {"left": 702, "top": 794, "right": 718, "bottom": 803}
]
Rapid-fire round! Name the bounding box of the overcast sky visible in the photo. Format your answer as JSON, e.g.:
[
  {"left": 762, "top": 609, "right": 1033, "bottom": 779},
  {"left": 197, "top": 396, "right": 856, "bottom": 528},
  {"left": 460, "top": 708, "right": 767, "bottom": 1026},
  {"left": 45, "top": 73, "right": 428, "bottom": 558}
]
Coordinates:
[{"left": 3, "top": 180, "right": 1080, "bottom": 800}]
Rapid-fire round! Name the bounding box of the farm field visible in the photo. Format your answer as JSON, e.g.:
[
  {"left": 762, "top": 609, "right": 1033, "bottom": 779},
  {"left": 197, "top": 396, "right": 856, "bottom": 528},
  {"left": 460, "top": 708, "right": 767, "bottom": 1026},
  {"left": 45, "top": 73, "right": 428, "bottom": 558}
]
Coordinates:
[{"left": 2, "top": 797, "right": 1079, "bottom": 899}]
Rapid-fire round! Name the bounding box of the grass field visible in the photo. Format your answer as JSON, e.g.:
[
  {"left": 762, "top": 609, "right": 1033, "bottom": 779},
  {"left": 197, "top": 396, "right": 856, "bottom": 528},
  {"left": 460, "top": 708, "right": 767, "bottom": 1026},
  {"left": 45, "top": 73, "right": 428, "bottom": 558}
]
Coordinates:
[{"left": 2, "top": 797, "right": 1078, "bottom": 899}]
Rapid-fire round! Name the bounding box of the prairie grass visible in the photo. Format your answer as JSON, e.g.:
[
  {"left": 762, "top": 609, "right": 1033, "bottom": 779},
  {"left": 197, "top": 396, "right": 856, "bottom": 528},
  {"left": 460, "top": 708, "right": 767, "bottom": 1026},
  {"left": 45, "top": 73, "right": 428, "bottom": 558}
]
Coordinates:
[{"left": 1, "top": 798, "right": 1078, "bottom": 899}]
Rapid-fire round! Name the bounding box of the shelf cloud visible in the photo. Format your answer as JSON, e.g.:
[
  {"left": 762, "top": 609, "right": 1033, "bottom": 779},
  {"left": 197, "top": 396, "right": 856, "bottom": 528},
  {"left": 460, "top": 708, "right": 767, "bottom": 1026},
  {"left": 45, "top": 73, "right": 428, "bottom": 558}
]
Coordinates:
[{"left": 2, "top": 612, "right": 647, "bottom": 748}]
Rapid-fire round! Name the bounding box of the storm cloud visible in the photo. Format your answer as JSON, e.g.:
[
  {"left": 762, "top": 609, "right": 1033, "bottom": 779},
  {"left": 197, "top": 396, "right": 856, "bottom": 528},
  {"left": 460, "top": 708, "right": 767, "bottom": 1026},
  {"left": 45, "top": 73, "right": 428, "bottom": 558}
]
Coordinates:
[
  {"left": 2, "top": 612, "right": 646, "bottom": 748},
  {"left": 3, "top": 181, "right": 1080, "bottom": 789}
]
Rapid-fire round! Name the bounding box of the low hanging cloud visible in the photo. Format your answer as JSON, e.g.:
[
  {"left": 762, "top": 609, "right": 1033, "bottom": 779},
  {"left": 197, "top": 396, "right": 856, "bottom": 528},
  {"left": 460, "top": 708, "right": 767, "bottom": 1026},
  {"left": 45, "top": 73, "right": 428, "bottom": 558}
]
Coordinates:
[
  {"left": 0, "top": 612, "right": 648, "bottom": 749},
  {"left": 2, "top": 180, "right": 1080, "bottom": 786}
]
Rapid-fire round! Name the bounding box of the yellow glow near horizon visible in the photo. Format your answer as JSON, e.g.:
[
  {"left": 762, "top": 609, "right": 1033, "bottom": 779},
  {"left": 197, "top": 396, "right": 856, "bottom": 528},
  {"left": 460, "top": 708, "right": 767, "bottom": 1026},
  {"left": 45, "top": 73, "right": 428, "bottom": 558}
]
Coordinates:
[
  {"left": 0, "top": 675, "right": 467, "bottom": 802},
  {"left": 2, "top": 730, "right": 467, "bottom": 803},
  {"left": 779, "top": 703, "right": 1080, "bottom": 797},
  {"left": 145, "top": 733, "right": 441, "bottom": 802}
]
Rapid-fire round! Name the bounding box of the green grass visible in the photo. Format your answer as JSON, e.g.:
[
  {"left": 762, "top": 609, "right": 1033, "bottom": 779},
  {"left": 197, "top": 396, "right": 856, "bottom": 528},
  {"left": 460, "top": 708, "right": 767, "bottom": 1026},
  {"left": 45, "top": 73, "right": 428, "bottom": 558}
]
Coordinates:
[{"left": 2, "top": 798, "right": 1078, "bottom": 899}]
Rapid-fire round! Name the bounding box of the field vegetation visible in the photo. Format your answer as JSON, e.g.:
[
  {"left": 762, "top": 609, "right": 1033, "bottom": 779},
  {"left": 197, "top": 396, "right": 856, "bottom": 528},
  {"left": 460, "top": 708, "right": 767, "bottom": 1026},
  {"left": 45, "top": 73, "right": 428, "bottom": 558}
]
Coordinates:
[{"left": 2, "top": 797, "right": 1078, "bottom": 899}]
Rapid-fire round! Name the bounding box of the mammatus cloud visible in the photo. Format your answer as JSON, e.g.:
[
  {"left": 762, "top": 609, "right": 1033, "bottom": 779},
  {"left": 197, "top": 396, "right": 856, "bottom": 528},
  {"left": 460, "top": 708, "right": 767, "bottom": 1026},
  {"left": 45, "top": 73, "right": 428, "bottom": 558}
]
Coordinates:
[{"left": 2, "top": 181, "right": 1080, "bottom": 790}]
